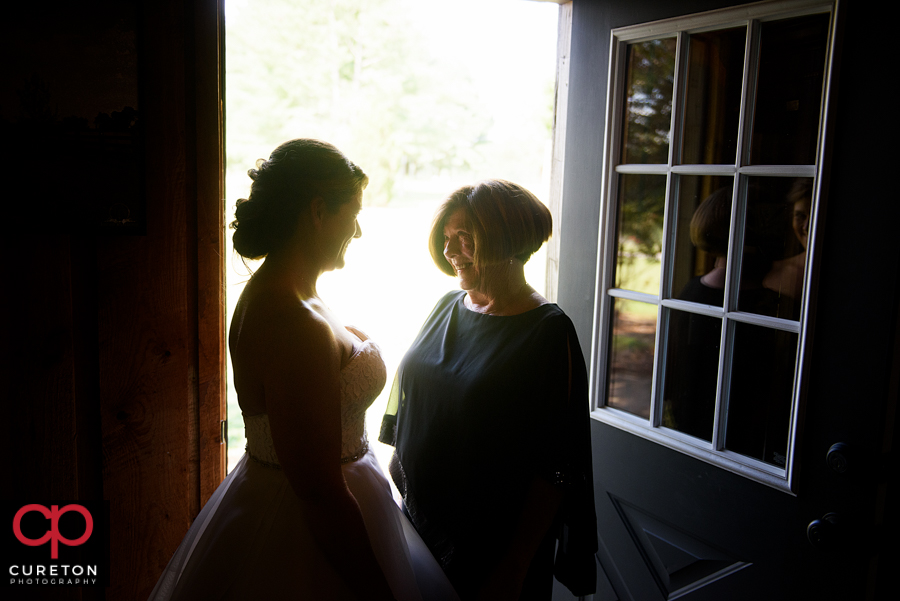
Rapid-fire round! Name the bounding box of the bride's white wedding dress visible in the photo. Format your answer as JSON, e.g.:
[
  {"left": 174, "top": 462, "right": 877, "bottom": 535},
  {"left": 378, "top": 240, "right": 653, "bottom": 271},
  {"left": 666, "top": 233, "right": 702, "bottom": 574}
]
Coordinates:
[{"left": 148, "top": 338, "right": 459, "bottom": 600}]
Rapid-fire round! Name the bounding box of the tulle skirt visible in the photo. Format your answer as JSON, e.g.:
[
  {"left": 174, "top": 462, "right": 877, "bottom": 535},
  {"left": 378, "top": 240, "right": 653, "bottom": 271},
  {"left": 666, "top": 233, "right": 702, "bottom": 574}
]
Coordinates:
[{"left": 148, "top": 450, "right": 459, "bottom": 601}]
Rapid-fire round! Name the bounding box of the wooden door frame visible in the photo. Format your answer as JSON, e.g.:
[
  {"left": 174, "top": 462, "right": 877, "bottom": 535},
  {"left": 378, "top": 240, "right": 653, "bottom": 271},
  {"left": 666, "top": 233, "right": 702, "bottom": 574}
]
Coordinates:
[
  {"left": 193, "top": 0, "right": 228, "bottom": 509},
  {"left": 546, "top": 1, "right": 573, "bottom": 303}
]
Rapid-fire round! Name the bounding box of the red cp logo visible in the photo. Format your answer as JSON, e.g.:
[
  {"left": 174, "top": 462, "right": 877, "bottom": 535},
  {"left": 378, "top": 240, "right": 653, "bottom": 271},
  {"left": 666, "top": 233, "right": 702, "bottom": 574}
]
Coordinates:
[{"left": 12, "top": 504, "right": 94, "bottom": 559}]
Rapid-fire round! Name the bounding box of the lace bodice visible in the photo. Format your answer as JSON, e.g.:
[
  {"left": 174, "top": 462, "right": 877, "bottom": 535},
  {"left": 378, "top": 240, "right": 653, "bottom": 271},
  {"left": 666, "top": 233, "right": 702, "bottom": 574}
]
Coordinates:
[{"left": 244, "top": 339, "right": 387, "bottom": 466}]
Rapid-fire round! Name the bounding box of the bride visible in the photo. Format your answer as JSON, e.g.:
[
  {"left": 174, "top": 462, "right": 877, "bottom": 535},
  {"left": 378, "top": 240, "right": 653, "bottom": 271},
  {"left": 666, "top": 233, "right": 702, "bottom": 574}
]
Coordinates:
[{"left": 149, "top": 139, "right": 459, "bottom": 601}]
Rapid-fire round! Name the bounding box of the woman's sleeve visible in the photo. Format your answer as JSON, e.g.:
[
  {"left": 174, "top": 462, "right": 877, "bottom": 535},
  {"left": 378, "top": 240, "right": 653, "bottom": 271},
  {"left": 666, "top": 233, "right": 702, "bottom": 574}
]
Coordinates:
[
  {"left": 378, "top": 371, "right": 401, "bottom": 447},
  {"left": 541, "top": 315, "right": 599, "bottom": 596},
  {"left": 378, "top": 291, "right": 456, "bottom": 448},
  {"left": 530, "top": 316, "right": 590, "bottom": 482}
]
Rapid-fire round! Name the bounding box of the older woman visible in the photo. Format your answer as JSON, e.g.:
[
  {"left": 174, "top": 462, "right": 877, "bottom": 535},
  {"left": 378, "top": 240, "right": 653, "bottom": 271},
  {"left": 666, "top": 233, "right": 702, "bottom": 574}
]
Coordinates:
[
  {"left": 380, "top": 180, "right": 597, "bottom": 600},
  {"left": 149, "top": 139, "right": 458, "bottom": 601}
]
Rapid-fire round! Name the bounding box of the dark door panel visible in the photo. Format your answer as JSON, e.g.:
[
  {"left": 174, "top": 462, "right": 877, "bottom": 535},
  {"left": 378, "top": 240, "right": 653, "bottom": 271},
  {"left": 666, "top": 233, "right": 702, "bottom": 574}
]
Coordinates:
[{"left": 556, "top": 1, "right": 893, "bottom": 599}]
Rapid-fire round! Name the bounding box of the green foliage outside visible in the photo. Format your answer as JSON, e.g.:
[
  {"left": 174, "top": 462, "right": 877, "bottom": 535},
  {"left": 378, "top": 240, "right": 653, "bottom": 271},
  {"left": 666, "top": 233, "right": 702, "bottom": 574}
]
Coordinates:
[
  {"left": 226, "top": 0, "right": 555, "bottom": 208},
  {"left": 622, "top": 38, "right": 676, "bottom": 166},
  {"left": 613, "top": 37, "right": 675, "bottom": 297},
  {"left": 615, "top": 249, "right": 661, "bottom": 298}
]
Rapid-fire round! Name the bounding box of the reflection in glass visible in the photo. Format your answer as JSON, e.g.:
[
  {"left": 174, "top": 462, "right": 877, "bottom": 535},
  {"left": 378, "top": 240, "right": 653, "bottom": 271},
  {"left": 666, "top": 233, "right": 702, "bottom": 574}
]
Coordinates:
[
  {"left": 607, "top": 298, "right": 657, "bottom": 419},
  {"left": 681, "top": 27, "right": 746, "bottom": 165},
  {"left": 614, "top": 174, "right": 666, "bottom": 295},
  {"left": 725, "top": 322, "right": 798, "bottom": 467},
  {"left": 621, "top": 38, "right": 677, "bottom": 164},
  {"left": 670, "top": 176, "right": 733, "bottom": 302},
  {"left": 749, "top": 14, "right": 830, "bottom": 165},
  {"left": 739, "top": 177, "right": 813, "bottom": 320},
  {"left": 661, "top": 308, "right": 721, "bottom": 441}
]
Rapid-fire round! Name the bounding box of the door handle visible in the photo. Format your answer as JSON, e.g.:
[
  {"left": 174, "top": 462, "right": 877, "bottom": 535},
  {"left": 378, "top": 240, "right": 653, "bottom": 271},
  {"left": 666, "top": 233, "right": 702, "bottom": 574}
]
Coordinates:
[
  {"left": 807, "top": 512, "right": 841, "bottom": 549},
  {"left": 826, "top": 442, "right": 851, "bottom": 474}
]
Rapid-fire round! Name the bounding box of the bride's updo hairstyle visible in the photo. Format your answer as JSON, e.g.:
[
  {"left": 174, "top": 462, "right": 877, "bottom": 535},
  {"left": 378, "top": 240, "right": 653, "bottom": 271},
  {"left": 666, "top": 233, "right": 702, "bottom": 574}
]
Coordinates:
[
  {"left": 429, "top": 179, "right": 551, "bottom": 276},
  {"left": 230, "top": 139, "right": 368, "bottom": 260}
]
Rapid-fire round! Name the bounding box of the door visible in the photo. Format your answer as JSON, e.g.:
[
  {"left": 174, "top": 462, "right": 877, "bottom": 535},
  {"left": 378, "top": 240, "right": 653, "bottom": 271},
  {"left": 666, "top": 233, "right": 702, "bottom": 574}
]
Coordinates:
[{"left": 554, "top": 0, "right": 894, "bottom": 599}]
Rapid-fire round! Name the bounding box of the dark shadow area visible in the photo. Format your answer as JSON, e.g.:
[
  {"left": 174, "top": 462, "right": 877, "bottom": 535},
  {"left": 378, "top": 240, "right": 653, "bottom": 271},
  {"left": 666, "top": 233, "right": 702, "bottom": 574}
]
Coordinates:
[{"left": 1, "top": 2, "right": 144, "bottom": 234}]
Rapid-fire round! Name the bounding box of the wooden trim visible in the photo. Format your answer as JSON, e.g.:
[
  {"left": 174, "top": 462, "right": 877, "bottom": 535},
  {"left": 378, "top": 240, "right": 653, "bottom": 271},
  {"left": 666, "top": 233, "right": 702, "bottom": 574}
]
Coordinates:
[
  {"left": 194, "top": 0, "right": 226, "bottom": 508},
  {"left": 546, "top": 1, "right": 572, "bottom": 303}
]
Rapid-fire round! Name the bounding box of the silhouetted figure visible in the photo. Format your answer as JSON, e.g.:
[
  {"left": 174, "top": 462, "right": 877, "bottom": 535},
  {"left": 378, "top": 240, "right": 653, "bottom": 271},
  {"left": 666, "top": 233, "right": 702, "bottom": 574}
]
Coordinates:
[{"left": 149, "top": 139, "right": 458, "bottom": 601}]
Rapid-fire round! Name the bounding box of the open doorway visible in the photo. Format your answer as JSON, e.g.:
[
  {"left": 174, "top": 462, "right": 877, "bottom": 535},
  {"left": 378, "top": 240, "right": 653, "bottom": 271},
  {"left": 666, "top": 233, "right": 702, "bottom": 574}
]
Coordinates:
[{"left": 224, "top": 0, "right": 563, "bottom": 473}]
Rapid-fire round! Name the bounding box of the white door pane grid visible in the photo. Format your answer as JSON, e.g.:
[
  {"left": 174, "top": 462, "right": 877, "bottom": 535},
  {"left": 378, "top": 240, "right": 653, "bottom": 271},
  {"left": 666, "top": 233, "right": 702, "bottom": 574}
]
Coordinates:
[{"left": 591, "top": 0, "right": 837, "bottom": 491}]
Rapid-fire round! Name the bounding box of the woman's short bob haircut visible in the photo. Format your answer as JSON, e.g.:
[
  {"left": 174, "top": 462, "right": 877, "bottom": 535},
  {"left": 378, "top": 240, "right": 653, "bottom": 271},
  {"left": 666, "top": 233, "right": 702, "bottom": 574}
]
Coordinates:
[
  {"left": 689, "top": 186, "right": 733, "bottom": 256},
  {"left": 230, "top": 139, "right": 368, "bottom": 260},
  {"left": 429, "top": 179, "right": 552, "bottom": 276}
]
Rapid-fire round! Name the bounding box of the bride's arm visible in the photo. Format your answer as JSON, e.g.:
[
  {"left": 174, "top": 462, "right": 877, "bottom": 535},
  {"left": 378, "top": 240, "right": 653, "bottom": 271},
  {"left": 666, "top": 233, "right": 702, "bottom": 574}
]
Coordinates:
[{"left": 262, "top": 301, "right": 395, "bottom": 601}]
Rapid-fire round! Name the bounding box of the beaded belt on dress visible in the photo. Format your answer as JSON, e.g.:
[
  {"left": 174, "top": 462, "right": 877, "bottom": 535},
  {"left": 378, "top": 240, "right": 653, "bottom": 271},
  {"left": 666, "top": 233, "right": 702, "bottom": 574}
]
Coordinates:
[{"left": 246, "top": 436, "right": 369, "bottom": 469}]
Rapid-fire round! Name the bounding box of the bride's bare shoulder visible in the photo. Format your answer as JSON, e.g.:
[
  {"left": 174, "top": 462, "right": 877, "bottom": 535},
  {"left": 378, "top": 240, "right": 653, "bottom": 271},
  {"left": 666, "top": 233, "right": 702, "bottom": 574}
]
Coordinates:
[{"left": 231, "top": 286, "right": 334, "bottom": 358}]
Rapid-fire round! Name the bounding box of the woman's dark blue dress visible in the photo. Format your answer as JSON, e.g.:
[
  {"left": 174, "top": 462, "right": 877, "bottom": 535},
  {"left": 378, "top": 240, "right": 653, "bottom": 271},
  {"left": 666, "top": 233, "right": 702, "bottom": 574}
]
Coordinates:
[{"left": 380, "top": 291, "right": 597, "bottom": 600}]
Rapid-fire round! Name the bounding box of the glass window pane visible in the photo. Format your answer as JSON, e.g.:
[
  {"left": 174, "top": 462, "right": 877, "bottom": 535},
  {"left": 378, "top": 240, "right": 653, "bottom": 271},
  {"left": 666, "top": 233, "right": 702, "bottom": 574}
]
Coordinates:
[
  {"left": 621, "top": 38, "right": 677, "bottom": 164},
  {"left": 681, "top": 27, "right": 746, "bottom": 165},
  {"left": 661, "top": 308, "right": 721, "bottom": 442},
  {"left": 738, "top": 177, "right": 813, "bottom": 320},
  {"left": 749, "top": 14, "right": 830, "bottom": 165},
  {"left": 607, "top": 298, "right": 657, "bottom": 418},
  {"left": 614, "top": 174, "right": 666, "bottom": 295},
  {"left": 670, "top": 176, "right": 733, "bottom": 303},
  {"left": 725, "top": 322, "right": 797, "bottom": 467}
]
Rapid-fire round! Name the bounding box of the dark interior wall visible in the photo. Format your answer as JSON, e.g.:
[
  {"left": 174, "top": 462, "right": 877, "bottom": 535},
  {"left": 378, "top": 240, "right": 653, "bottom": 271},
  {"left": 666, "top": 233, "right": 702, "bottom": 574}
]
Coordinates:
[{"left": 1, "top": 2, "right": 224, "bottom": 600}]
